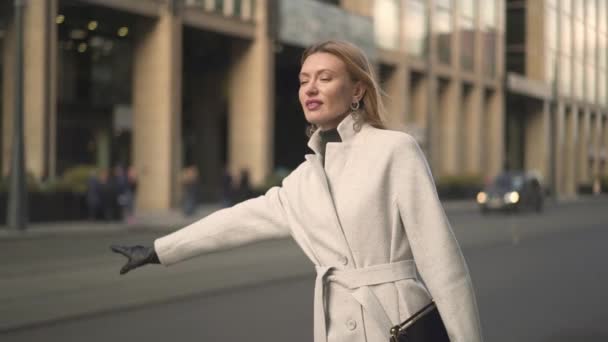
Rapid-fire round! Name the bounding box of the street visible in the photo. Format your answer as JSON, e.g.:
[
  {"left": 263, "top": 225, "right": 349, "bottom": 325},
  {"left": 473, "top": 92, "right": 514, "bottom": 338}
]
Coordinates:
[{"left": 1, "top": 197, "right": 607, "bottom": 341}]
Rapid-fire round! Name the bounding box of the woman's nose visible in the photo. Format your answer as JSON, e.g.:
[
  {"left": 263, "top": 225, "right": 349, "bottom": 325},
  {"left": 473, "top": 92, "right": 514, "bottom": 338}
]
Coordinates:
[{"left": 305, "top": 82, "right": 318, "bottom": 95}]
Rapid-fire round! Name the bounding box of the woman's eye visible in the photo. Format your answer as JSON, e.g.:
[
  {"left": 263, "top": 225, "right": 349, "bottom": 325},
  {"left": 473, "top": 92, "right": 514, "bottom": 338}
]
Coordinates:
[
  {"left": 320, "top": 78, "right": 331, "bottom": 82},
  {"left": 299, "top": 80, "right": 308, "bottom": 85}
]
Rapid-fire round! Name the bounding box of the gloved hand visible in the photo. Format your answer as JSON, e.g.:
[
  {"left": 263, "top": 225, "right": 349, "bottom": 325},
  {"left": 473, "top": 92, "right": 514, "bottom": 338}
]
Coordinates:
[{"left": 110, "top": 245, "right": 161, "bottom": 275}]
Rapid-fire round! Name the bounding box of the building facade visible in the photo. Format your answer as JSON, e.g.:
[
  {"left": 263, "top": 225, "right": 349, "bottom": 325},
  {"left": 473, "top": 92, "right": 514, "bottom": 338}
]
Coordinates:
[
  {"left": 0, "top": 0, "right": 514, "bottom": 211},
  {"left": 506, "top": 0, "right": 608, "bottom": 197}
]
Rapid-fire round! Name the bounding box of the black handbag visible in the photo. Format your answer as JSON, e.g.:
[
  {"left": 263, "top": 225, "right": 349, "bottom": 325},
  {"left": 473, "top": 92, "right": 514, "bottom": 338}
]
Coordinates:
[{"left": 389, "top": 301, "right": 449, "bottom": 342}]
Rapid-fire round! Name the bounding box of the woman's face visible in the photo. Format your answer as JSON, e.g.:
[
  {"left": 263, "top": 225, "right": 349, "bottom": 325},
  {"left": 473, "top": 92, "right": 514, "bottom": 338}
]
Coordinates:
[{"left": 299, "top": 52, "right": 363, "bottom": 131}]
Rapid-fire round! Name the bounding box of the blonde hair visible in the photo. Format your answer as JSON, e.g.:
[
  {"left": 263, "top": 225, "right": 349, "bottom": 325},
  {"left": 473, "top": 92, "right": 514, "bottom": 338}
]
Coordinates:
[{"left": 301, "top": 40, "right": 387, "bottom": 137}]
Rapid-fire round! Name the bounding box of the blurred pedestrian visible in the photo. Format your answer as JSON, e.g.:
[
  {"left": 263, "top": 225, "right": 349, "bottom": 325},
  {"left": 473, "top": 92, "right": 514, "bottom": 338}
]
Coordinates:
[
  {"left": 85, "top": 170, "right": 101, "bottom": 220},
  {"left": 112, "top": 40, "right": 482, "bottom": 342},
  {"left": 181, "top": 165, "right": 199, "bottom": 216},
  {"left": 123, "top": 166, "right": 138, "bottom": 224},
  {"left": 220, "top": 166, "right": 234, "bottom": 207},
  {"left": 235, "top": 168, "right": 254, "bottom": 203}
]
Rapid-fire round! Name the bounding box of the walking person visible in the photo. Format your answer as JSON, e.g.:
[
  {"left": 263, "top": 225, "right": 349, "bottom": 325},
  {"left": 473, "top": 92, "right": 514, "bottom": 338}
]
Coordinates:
[{"left": 111, "top": 40, "right": 482, "bottom": 342}]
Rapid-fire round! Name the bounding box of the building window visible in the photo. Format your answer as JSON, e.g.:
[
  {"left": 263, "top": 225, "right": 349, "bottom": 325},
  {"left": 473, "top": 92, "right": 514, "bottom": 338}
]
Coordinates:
[
  {"left": 374, "top": 0, "right": 400, "bottom": 50},
  {"left": 459, "top": 0, "right": 476, "bottom": 71},
  {"left": 481, "top": 0, "right": 497, "bottom": 77},
  {"left": 435, "top": 0, "right": 453, "bottom": 65},
  {"left": 546, "top": 4, "right": 558, "bottom": 88},
  {"left": 404, "top": 0, "right": 428, "bottom": 58}
]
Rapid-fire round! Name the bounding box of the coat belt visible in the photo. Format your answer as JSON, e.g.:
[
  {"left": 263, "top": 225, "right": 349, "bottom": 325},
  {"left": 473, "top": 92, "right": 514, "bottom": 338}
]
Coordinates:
[{"left": 314, "top": 260, "right": 417, "bottom": 342}]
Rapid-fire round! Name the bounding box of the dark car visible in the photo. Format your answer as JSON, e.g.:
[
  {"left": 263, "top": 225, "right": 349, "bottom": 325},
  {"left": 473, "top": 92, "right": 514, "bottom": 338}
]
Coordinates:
[{"left": 476, "top": 171, "right": 544, "bottom": 213}]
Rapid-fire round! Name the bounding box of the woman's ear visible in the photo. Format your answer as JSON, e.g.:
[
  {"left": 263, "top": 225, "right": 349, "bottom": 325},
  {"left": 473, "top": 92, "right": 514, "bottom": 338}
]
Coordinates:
[{"left": 353, "top": 81, "right": 366, "bottom": 103}]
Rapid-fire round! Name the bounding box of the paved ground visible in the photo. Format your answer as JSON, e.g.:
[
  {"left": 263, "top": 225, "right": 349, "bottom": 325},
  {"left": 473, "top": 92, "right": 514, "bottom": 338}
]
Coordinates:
[{"left": 0, "top": 196, "right": 607, "bottom": 341}]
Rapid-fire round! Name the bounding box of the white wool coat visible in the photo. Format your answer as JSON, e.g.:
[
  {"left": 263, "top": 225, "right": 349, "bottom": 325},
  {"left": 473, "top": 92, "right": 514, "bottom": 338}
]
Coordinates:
[{"left": 155, "top": 114, "right": 483, "bottom": 342}]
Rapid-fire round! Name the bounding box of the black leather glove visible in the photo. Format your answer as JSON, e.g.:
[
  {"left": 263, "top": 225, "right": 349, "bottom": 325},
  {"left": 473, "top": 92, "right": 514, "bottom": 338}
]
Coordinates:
[{"left": 110, "top": 245, "right": 161, "bottom": 275}]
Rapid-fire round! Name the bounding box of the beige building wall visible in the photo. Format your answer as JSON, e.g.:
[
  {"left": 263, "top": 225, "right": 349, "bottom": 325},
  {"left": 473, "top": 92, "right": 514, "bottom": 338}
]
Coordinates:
[
  {"left": 524, "top": 101, "right": 551, "bottom": 181},
  {"left": 2, "top": 14, "right": 15, "bottom": 177},
  {"left": 438, "top": 80, "right": 460, "bottom": 176},
  {"left": 486, "top": 90, "right": 504, "bottom": 178},
  {"left": 463, "top": 85, "right": 482, "bottom": 175},
  {"left": 553, "top": 103, "right": 566, "bottom": 196},
  {"left": 2, "top": 0, "right": 57, "bottom": 179},
  {"left": 564, "top": 107, "right": 578, "bottom": 196},
  {"left": 383, "top": 63, "right": 409, "bottom": 130},
  {"left": 133, "top": 4, "right": 183, "bottom": 210},
  {"left": 228, "top": 0, "right": 273, "bottom": 186},
  {"left": 23, "top": 0, "right": 57, "bottom": 179},
  {"left": 577, "top": 110, "right": 591, "bottom": 185}
]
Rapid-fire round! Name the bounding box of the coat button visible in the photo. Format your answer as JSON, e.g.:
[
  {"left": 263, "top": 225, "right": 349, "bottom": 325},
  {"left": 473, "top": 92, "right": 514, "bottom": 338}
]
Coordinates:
[
  {"left": 340, "top": 256, "right": 349, "bottom": 266},
  {"left": 346, "top": 319, "right": 357, "bottom": 331}
]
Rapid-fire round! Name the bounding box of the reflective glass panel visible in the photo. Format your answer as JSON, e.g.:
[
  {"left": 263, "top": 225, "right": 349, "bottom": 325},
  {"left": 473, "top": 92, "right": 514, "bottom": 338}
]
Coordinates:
[
  {"left": 374, "top": 0, "right": 400, "bottom": 50},
  {"left": 546, "top": 49, "right": 557, "bottom": 87},
  {"left": 481, "top": 0, "right": 496, "bottom": 28},
  {"left": 483, "top": 29, "right": 497, "bottom": 77},
  {"left": 460, "top": 17, "right": 475, "bottom": 71},
  {"left": 560, "top": 56, "right": 571, "bottom": 95},
  {"left": 562, "top": 0, "right": 572, "bottom": 13},
  {"left": 587, "top": 0, "right": 596, "bottom": 28},
  {"left": 586, "top": 64, "right": 596, "bottom": 102},
  {"left": 574, "top": 60, "right": 584, "bottom": 100},
  {"left": 461, "top": 0, "right": 475, "bottom": 18},
  {"left": 546, "top": 8, "right": 558, "bottom": 50},
  {"left": 599, "top": 33, "right": 607, "bottom": 69},
  {"left": 561, "top": 13, "right": 571, "bottom": 55},
  {"left": 574, "top": 20, "right": 584, "bottom": 59},
  {"left": 404, "top": 0, "right": 428, "bottom": 57},
  {"left": 599, "top": 0, "right": 607, "bottom": 32},
  {"left": 587, "top": 26, "right": 596, "bottom": 65},
  {"left": 435, "top": 8, "right": 452, "bottom": 65}
]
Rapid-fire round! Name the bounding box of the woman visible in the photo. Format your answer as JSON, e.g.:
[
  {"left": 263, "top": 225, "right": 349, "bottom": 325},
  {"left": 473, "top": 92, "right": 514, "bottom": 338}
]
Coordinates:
[{"left": 111, "top": 40, "right": 483, "bottom": 342}]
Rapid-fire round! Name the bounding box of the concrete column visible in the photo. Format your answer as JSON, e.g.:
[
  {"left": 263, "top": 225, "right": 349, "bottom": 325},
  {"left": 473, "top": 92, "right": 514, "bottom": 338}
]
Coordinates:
[
  {"left": 591, "top": 112, "right": 602, "bottom": 180},
  {"left": 2, "top": 13, "right": 15, "bottom": 177},
  {"left": 2, "top": 0, "right": 57, "bottom": 179},
  {"left": 383, "top": 63, "right": 408, "bottom": 130},
  {"left": 564, "top": 106, "right": 578, "bottom": 197},
  {"left": 133, "top": 4, "right": 182, "bottom": 210},
  {"left": 486, "top": 90, "right": 505, "bottom": 180},
  {"left": 603, "top": 115, "right": 608, "bottom": 177},
  {"left": 463, "top": 85, "right": 482, "bottom": 175},
  {"left": 525, "top": 101, "right": 551, "bottom": 182},
  {"left": 553, "top": 103, "right": 566, "bottom": 197},
  {"left": 438, "top": 80, "right": 460, "bottom": 176},
  {"left": 228, "top": 0, "right": 273, "bottom": 186},
  {"left": 577, "top": 109, "right": 591, "bottom": 186},
  {"left": 24, "top": 0, "right": 57, "bottom": 179}
]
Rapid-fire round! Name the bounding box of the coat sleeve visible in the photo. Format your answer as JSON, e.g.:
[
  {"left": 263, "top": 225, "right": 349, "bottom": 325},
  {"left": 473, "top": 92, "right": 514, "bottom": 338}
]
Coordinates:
[
  {"left": 154, "top": 173, "right": 295, "bottom": 266},
  {"left": 393, "top": 135, "right": 483, "bottom": 342}
]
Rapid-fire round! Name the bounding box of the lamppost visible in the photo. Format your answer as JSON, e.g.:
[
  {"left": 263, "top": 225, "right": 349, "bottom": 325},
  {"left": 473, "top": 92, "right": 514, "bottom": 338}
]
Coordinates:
[{"left": 7, "top": 0, "right": 27, "bottom": 230}]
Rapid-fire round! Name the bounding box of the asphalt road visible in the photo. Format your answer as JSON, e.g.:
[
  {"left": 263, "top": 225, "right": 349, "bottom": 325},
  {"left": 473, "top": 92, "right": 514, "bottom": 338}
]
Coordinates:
[{"left": 1, "top": 196, "right": 607, "bottom": 341}]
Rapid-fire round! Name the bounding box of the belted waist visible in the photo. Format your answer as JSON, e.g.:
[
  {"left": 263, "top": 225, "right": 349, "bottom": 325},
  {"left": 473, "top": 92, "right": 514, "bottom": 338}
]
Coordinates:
[{"left": 314, "top": 260, "right": 417, "bottom": 342}]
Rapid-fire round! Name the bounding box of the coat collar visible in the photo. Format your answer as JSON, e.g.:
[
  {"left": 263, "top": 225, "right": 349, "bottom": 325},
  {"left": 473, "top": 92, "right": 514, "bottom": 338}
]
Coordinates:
[{"left": 307, "top": 113, "right": 365, "bottom": 155}]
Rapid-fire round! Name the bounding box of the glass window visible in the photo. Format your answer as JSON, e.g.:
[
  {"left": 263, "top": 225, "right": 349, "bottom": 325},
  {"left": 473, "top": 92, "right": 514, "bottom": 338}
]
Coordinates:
[
  {"left": 574, "top": 20, "right": 584, "bottom": 60},
  {"left": 562, "top": 0, "right": 572, "bottom": 13},
  {"left": 483, "top": 30, "right": 497, "bottom": 77},
  {"left": 404, "top": 0, "right": 428, "bottom": 57},
  {"left": 461, "top": 0, "right": 475, "bottom": 18},
  {"left": 573, "top": 0, "right": 583, "bottom": 19},
  {"left": 481, "top": 0, "right": 496, "bottom": 28},
  {"left": 599, "top": 33, "right": 607, "bottom": 69},
  {"left": 587, "top": 26, "right": 596, "bottom": 65},
  {"left": 374, "top": 0, "right": 400, "bottom": 50},
  {"left": 436, "top": 0, "right": 452, "bottom": 10},
  {"left": 587, "top": 0, "right": 596, "bottom": 28},
  {"left": 599, "top": 70, "right": 607, "bottom": 105},
  {"left": 460, "top": 17, "right": 475, "bottom": 71},
  {"left": 561, "top": 13, "right": 571, "bottom": 56},
  {"left": 599, "top": 0, "right": 607, "bottom": 33},
  {"left": 546, "top": 49, "right": 557, "bottom": 87},
  {"left": 435, "top": 8, "right": 452, "bottom": 65},
  {"left": 546, "top": 8, "right": 558, "bottom": 50},
  {"left": 586, "top": 64, "right": 596, "bottom": 102},
  {"left": 574, "top": 60, "right": 584, "bottom": 100},
  {"left": 560, "top": 56, "right": 571, "bottom": 96}
]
